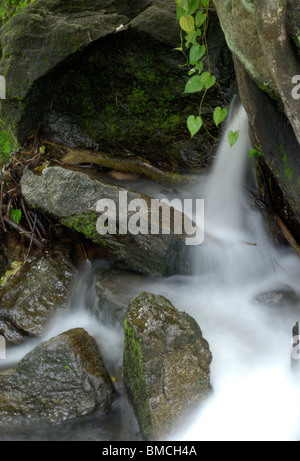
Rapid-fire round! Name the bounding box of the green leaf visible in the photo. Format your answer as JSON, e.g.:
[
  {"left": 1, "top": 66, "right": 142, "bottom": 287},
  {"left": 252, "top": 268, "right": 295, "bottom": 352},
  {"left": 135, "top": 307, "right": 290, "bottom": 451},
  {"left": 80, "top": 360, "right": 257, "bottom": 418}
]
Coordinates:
[
  {"left": 185, "top": 29, "right": 202, "bottom": 47},
  {"left": 249, "top": 148, "right": 257, "bottom": 158},
  {"left": 201, "top": 0, "right": 210, "bottom": 7},
  {"left": 249, "top": 147, "right": 262, "bottom": 158},
  {"left": 180, "top": 15, "right": 195, "bottom": 33},
  {"left": 184, "top": 75, "right": 205, "bottom": 93},
  {"left": 186, "top": 0, "right": 201, "bottom": 15},
  {"left": 195, "top": 11, "right": 207, "bottom": 27},
  {"left": 199, "top": 71, "right": 216, "bottom": 89},
  {"left": 0, "top": 261, "right": 22, "bottom": 288},
  {"left": 11, "top": 208, "right": 22, "bottom": 224},
  {"left": 206, "top": 75, "right": 216, "bottom": 89},
  {"left": 228, "top": 130, "right": 239, "bottom": 147},
  {"left": 187, "top": 115, "right": 203, "bottom": 138},
  {"left": 195, "top": 62, "right": 204, "bottom": 73},
  {"left": 189, "top": 43, "right": 206, "bottom": 64},
  {"left": 175, "top": 0, "right": 188, "bottom": 8},
  {"left": 188, "top": 62, "right": 203, "bottom": 75},
  {"left": 213, "top": 107, "right": 228, "bottom": 127},
  {"left": 176, "top": 5, "right": 186, "bottom": 20}
]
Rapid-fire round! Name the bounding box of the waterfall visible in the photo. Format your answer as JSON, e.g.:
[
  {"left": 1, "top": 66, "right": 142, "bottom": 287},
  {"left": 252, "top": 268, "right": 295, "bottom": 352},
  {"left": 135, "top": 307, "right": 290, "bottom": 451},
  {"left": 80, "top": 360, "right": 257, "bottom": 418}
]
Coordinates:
[
  {"left": 169, "top": 101, "right": 300, "bottom": 441},
  {"left": 193, "top": 101, "right": 282, "bottom": 286}
]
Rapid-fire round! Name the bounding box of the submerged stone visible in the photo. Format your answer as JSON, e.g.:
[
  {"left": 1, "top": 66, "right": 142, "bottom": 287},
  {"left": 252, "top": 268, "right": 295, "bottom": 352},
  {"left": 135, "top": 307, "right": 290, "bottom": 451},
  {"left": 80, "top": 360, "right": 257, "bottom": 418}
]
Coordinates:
[{"left": 123, "top": 292, "right": 212, "bottom": 441}]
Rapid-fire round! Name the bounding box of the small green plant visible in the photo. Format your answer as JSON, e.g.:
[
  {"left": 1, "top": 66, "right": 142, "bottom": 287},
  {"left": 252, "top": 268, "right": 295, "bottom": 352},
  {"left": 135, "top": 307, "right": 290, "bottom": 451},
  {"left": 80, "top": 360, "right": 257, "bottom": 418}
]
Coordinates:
[
  {"left": 175, "top": 0, "right": 238, "bottom": 148},
  {"left": 0, "top": 130, "right": 12, "bottom": 164},
  {"left": 0, "top": 261, "right": 22, "bottom": 288},
  {"left": 0, "top": 0, "right": 32, "bottom": 25},
  {"left": 11, "top": 208, "right": 22, "bottom": 224},
  {"left": 249, "top": 146, "right": 262, "bottom": 158},
  {"left": 228, "top": 130, "right": 239, "bottom": 148}
]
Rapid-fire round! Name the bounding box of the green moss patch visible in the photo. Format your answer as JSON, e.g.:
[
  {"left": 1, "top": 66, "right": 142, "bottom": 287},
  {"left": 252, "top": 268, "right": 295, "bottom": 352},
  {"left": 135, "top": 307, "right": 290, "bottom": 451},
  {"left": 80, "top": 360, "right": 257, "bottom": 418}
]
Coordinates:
[
  {"left": 123, "top": 317, "right": 151, "bottom": 439},
  {"left": 0, "top": 0, "right": 34, "bottom": 26}
]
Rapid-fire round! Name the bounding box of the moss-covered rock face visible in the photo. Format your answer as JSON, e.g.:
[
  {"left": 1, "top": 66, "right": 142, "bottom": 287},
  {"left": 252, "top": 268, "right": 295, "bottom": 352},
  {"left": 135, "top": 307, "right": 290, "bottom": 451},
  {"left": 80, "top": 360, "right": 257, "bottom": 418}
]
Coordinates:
[
  {"left": 0, "top": 0, "right": 33, "bottom": 26},
  {"left": 0, "top": 0, "right": 235, "bottom": 171},
  {"left": 0, "top": 328, "right": 115, "bottom": 426},
  {"left": 214, "top": 0, "right": 300, "bottom": 142},
  {"left": 123, "top": 292, "right": 212, "bottom": 441},
  {"left": 0, "top": 127, "right": 17, "bottom": 165}
]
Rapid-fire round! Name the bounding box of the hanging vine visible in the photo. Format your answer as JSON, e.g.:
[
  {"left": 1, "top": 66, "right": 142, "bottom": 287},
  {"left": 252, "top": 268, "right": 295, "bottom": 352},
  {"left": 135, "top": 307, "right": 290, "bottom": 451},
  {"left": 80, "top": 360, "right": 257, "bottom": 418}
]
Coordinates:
[{"left": 175, "top": 0, "right": 239, "bottom": 147}]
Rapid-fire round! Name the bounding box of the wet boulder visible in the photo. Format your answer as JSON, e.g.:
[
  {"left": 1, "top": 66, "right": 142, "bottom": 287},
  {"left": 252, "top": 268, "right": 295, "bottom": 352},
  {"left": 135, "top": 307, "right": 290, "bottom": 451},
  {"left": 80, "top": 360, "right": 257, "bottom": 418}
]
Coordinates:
[
  {"left": 21, "top": 166, "right": 191, "bottom": 277},
  {"left": 0, "top": 328, "right": 115, "bottom": 426},
  {"left": 0, "top": 252, "right": 74, "bottom": 344},
  {"left": 123, "top": 292, "right": 212, "bottom": 441}
]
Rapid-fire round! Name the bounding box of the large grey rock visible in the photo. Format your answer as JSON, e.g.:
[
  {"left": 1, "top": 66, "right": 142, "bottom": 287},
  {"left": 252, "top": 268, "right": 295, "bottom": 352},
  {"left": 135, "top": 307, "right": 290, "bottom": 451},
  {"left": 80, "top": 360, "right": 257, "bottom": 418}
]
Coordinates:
[
  {"left": 0, "top": 328, "right": 115, "bottom": 426},
  {"left": 0, "top": 0, "right": 235, "bottom": 173},
  {"left": 0, "top": 252, "right": 74, "bottom": 344},
  {"left": 214, "top": 0, "right": 300, "bottom": 143},
  {"left": 123, "top": 292, "right": 212, "bottom": 441},
  {"left": 21, "top": 166, "right": 191, "bottom": 277}
]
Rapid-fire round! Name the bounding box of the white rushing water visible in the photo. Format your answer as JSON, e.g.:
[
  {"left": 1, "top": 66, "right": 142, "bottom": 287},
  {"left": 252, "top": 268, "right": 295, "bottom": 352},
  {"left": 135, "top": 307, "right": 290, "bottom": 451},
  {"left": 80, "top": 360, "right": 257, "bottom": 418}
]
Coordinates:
[
  {"left": 2, "top": 101, "right": 300, "bottom": 441},
  {"left": 167, "top": 101, "right": 300, "bottom": 441}
]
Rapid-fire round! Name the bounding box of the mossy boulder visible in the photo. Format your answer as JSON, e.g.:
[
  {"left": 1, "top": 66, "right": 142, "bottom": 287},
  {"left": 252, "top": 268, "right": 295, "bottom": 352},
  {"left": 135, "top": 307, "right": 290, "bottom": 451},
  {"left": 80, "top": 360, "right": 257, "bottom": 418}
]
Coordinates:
[
  {"left": 21, "top": 166, "right": 192, "bottom": 276},
  {"left": 0, "top": 328, "right": 115, "bottom": 426},
  {"left": 0, "top": 252, "right": 74, "bottom": 344},
  {"left": 0, "top": 0, "right": 235, "bottom": 171},
  {"left": 123, "top": 292, "right": 212, "bottom": 441}
]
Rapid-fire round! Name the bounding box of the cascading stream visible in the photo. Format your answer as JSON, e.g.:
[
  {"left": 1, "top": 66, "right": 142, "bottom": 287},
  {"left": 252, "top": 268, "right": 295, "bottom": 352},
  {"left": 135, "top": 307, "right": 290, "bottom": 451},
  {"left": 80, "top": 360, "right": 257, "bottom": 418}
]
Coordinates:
[{"left": 2, "top": 102, "right": 300, "bottom": 441}]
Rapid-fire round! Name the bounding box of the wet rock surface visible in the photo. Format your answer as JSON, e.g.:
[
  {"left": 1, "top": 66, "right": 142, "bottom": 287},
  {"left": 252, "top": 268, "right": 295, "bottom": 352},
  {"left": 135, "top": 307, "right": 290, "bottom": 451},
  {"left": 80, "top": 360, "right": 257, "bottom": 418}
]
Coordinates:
[
  {"left": 21, "top": 166, "right": 191, "bottom": 277},
  {"left": 254, "top": 287, "right": 300, "bottom": 309},
  {"left": 94, "top": 267, "right": 156, "bottom": 326},
  {"left": 123, "top": 292, "right": 212, "bottom": 441},
  {"left": 0, "top": 328, "right": 115, "bottom": 426},
  {"left": 0, "top": 252, "right": 74, "bottom": 344},
  {"left": 0, "top": 0, "right": 235, "bottom": 173}
]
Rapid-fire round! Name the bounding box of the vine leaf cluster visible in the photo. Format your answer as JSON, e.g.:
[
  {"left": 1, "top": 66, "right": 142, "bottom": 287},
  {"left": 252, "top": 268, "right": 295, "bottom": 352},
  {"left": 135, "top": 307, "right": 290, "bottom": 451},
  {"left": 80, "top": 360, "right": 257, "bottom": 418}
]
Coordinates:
[{"left": 174, "top": 0, "right": 239, "bottom": 147}]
